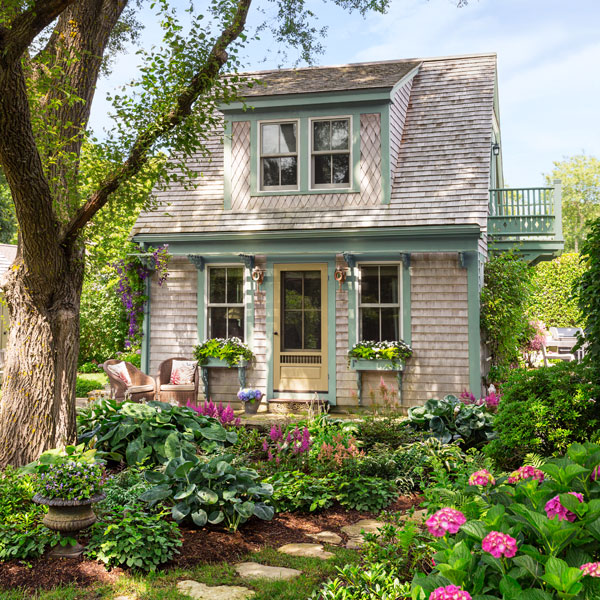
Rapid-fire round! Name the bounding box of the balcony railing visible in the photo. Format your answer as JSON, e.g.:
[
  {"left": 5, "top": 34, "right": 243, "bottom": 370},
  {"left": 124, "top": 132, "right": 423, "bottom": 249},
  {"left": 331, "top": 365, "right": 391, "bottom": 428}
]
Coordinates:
[{"left": 489, "top": 182, "right": 562, "bottom": 239}]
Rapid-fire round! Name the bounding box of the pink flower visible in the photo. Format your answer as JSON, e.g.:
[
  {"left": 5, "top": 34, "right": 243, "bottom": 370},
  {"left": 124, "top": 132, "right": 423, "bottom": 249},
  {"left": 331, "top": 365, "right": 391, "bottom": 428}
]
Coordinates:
[
  {"left": 269, "top": 425, "right": 283, "bottom": 442},
  {"left": 426, "top": 508, "right": 466, "bottom": 537},
  {"left": 429, "top": 585, "right": 472, "bottom": 600},
  {"left": 508, "top": 465, "right": 545, "bottom": 484},
  {"left": 591, "top": 465, "right": 600, "bottom": 482},
  {"left": 469, "top": 469, "right": 495, "bottom": 487},
  {"left": 545, "top": 492, "right": 584, "bottom": 522},
  {"left": 482, "top": 531, "right": 518, "bottom": 558},
  {"left": 580, "top": 562, "right": 600, "bottom": 577}
]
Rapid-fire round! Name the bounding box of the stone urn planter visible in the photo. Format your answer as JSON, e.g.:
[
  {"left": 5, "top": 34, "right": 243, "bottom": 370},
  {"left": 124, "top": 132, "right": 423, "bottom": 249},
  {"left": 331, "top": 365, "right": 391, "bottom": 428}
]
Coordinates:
[
  {"left": 33, "top": 493, "right": 105, "bottom": 558},
  {"left": 243, "top": 393, "right": 263, "bottom": 414}
]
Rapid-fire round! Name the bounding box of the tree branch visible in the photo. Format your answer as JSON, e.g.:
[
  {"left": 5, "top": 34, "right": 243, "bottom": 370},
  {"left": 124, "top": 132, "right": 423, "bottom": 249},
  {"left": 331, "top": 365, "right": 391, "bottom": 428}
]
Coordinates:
[
  {"left": 2, "top": 0, "right": 78, "bottom": 61},
  {"left": 61, "top": 0, "right": 253, "bottom": 245}
]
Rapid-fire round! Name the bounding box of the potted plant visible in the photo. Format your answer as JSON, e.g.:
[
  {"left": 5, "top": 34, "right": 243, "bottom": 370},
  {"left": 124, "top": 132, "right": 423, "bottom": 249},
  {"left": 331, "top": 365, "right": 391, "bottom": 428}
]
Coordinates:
[
  {"left": 193, "top": 337, "right": 254, "bottom": 367},
  {"left": 237, "top": 388, "right": 263, "bottom": 414},
  {"left": 347, "top": 339, "right": 413, "bottom": 368},
  {"left": 28, "top": 444, "right": 105, "bottom": 558}
]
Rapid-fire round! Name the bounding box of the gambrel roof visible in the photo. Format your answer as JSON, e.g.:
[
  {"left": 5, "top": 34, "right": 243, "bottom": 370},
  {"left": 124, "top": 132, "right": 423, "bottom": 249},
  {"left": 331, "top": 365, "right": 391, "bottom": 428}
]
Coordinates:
[{"left": 132, "top": 53, "right": 497, "bottom": 237}]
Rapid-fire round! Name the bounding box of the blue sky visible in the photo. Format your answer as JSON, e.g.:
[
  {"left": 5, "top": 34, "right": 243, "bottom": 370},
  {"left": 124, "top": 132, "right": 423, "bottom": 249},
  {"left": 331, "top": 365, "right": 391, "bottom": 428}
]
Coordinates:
[{"left": 90, "top": 0, "right": 600, "bottom": 186}]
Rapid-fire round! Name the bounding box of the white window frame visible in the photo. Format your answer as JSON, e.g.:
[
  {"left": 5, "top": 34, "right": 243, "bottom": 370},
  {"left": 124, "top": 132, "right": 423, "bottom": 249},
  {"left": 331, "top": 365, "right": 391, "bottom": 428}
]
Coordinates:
[
  {"left": 357, "top": 262, "right": 403, "bottom": 342},
  {"left": 206, "top": 264, "right": 246, "bottom": 340},
  {"left": 258, "top": 119, "right": 300, "bottom": 192},
  {"left": 309, "top": 115, "right": 352, "bottom": 190}
]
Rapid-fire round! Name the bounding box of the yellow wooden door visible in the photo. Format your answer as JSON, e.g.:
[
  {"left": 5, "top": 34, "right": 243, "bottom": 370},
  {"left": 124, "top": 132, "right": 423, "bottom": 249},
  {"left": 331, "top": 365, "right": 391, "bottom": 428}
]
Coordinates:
[{"left": 273, "top": 264, "right": 328, "bottom": 393}]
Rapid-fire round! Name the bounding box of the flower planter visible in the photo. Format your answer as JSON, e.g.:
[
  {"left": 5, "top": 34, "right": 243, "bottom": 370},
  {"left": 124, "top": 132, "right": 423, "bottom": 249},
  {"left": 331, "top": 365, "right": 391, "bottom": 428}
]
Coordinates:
[
  {"left": 33, "top": 493, "right": 105, "bottom": 558},
  {"left": 349, "top": 358, "right": 405, "bottom": 406},
  {"left": 243, "top": 394, "right": 263, "bottom": 414}
]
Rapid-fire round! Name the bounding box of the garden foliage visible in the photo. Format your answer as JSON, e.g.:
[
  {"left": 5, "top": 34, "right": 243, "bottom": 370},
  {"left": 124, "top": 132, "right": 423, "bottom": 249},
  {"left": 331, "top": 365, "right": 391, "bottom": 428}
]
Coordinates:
[
  {"left": 485, "top": 362, "right": 599, "bottom": 468},
  {"left": 78, "top": 400, "right": 237, "bottom": 466},
  {"left": 348, "top": 340, "right": 413, "bottom": 364},
  {"left": 193, "top": 337, "right": 254, "bottom": 367}
]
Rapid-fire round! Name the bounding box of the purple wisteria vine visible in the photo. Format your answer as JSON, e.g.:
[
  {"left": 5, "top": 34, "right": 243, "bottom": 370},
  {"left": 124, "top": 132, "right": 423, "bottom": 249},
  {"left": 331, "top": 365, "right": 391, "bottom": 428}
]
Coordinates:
[{"left": 114, "top": 245, "right": 171, "bottom": 348}]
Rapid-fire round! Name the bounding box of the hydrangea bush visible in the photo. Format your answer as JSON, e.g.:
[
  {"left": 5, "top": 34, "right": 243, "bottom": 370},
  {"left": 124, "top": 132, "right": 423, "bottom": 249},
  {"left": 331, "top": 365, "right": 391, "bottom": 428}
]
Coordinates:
[
  {"left": 237, "top": 388, "right": 263, "bottom": 403},
  {"left": 412, "top": 442, "right": 600, "bottom": 600}
]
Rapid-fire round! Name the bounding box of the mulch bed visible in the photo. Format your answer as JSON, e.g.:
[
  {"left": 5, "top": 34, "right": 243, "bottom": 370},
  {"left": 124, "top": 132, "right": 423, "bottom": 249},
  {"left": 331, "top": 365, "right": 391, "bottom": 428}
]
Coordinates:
[{"left": 0, "top": 495, "right": 422, "bottom": 591}]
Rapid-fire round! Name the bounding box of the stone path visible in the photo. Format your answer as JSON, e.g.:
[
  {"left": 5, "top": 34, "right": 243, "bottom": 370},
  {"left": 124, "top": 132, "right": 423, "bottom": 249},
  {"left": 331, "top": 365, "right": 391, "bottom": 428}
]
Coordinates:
[
  {"left": 177, "top": 580, "right": 255, "bottom": 600},
  {"left": 235, "top": 561, "right": 302, "bottom": 580},
  {"left": 307, "top": 530, "right": 342, "bottom": 545},
  {"left": 278, "top": 542, "right": 334, "bottom": 560},
  {"left": 340, "top": 519, "right": 386, "bottom": 549}
]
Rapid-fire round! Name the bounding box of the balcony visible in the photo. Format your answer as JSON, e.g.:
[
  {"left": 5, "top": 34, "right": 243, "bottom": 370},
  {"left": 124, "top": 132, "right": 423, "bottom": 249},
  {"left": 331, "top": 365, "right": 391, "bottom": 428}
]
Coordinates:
[{"left": 488, "top": 180, "right": 564, "bottom": 263}]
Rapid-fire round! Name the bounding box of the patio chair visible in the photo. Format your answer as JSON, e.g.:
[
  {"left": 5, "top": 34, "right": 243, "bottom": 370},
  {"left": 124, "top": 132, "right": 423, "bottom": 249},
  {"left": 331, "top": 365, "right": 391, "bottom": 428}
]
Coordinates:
[
  {"left": 156, "top": 357, "right": 199, "bottom": 406},
  {"left": 103, "top": 359, "right": 156, "bottom": 402}
]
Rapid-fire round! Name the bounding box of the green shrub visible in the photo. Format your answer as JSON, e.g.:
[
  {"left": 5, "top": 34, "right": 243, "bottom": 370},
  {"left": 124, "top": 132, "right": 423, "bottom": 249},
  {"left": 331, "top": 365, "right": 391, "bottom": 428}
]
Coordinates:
[
  {"left": 264, "top": 470, "right": 337, "bottom": 513},
  {"left": 412, "top": 442, "right": 600, "bottom": 600},
  {"left": 529, "top": 253, "right": 585, "bottom": 327},
  {"left": 140, "top": 454, "right": 274, "bottom": 532},
  {"left": 75, "top": 373, "right": 107, "bottom": 397},
  {"left": 355, "top": 414, "right": 422, "bottom": 450},
  {"left": 486, "top": 362, "right": 600, "bottom": 468},
  {"left": 406, "top": 395, "right": 495, "bottom": 449},
  {"left": 97, "top": 468, "right": 152, "bottom": 516},
  {"left": 336, "top": 476, "right": 397, "bottom": 512},
  {"left": 77, "top": 399, "right": 237, "bottom": 466},
  {"left": 86, "top": 507, "right": 181, "bottom": 572}
]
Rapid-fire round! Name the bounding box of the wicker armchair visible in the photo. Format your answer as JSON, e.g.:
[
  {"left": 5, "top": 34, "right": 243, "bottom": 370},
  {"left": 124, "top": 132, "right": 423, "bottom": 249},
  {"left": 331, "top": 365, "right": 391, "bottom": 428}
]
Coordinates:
[
  {"left": 156, "top": 357, "right": 199, "bottom": 406},
  {"left": 103, "top": 359, "right": 156, "bottom": 403}
]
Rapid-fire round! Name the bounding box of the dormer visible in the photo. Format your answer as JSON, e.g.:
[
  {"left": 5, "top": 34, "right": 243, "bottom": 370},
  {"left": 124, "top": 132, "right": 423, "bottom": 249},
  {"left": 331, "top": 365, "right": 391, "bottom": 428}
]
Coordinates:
[{"left": 220, "top": 60, "right": 421, "bottom": 211}]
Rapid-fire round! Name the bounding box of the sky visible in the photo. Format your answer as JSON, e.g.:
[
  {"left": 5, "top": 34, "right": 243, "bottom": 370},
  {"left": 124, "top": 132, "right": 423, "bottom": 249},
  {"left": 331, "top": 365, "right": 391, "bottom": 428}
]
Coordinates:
[{"left": 90, "top": 0, "right": 600, "bottom": 187}]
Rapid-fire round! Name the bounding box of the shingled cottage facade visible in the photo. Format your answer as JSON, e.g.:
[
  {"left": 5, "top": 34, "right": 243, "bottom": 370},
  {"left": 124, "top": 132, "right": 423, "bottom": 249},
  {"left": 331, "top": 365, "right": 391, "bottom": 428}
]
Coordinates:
[{"left": 132, "top": 54, "right": 563, "bottom": 410}]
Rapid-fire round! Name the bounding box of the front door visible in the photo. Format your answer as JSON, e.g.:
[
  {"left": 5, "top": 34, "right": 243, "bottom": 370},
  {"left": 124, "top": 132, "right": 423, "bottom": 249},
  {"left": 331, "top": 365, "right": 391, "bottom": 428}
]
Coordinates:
[{"left": 273, "top": 264, "right": 328, "bottom": 393}]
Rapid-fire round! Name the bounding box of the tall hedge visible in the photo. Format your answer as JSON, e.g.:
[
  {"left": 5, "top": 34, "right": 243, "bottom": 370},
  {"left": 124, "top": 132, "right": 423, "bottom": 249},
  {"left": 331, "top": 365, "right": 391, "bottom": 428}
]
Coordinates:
[{"left": 528, "top": 253, "right": 584, "bottom": 328}]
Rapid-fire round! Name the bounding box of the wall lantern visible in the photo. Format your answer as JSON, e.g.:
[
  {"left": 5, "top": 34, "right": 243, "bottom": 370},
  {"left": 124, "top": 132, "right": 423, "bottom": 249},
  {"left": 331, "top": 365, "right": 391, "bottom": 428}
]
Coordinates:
[
  {"left": 492, "top": 142, "right": 500, "bottom": 156},
  {"left": 251, "top": 266, "right": 265, "bottom": 290},
  {"left": 334, "top": 267, "right": 347, "bottom": 290}
]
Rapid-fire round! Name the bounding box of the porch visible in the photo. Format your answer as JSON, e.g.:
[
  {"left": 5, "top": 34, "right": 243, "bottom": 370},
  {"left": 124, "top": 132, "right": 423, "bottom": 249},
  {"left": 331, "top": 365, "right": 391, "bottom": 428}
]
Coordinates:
[{"left": 488, "top": 179, "right": 564, "bottom": 264}]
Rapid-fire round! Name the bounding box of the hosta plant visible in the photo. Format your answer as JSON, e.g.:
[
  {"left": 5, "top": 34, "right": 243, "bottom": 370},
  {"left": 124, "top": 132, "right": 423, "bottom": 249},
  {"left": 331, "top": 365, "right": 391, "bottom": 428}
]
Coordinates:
[
  {"left": 411, "top": 442, "right": 600, "bottom": 600},
  {"left": 406, "top": 395, "right": 495, "bottom": 448},
  {"left": 140, "top": 453, "right": 274, "bottom": 532},
  {"left": 78, "top": 400, "right": 237, "bottom": 466}
]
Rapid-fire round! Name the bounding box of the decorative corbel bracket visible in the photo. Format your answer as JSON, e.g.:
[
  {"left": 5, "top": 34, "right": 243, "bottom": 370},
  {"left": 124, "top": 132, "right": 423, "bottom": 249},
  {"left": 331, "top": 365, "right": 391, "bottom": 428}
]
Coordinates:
[
  {"left": 342, "top": 252, "right": 356, "bottom": 268},
  {"left": 239, "top": 254, "right": 255, "bottom": 270},
  {"left": 400, "top": 253, "right": 411, "bottom": 269},
  {"left": 188, "top": 254, "right": 205, "bottom": 271},
  {"left": 458, "top": 252, "right": 467, "bottom": 269}
]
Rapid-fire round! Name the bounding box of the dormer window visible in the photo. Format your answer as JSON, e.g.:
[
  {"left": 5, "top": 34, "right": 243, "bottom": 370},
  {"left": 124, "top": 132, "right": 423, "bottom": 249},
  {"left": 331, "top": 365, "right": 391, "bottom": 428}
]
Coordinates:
[
  {"left": 311, "top": 117, "right": 351, "bottom": 189},
  {"left": 259, "top": 121, "right": 298, "bottom": 190}
]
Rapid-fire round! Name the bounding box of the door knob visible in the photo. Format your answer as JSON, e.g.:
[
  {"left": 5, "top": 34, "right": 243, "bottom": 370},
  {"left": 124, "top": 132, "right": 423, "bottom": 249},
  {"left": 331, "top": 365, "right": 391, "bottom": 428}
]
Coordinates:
[{"left": 274, "top": 331, "right": 279, "bottom": 335}]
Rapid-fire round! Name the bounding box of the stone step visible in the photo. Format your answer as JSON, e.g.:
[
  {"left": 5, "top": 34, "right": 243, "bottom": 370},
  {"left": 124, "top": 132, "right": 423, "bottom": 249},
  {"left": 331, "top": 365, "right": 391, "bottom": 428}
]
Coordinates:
[{"left": 235, "top": 561, "right": 301, "bottom": 580}]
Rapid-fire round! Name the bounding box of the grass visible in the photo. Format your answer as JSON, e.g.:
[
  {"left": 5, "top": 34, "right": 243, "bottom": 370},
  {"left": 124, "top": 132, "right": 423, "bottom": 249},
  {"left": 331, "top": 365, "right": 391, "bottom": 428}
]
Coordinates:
[
  {"left": 76, "top": 372, "right": 108, "bottom": 398},
  {"left": 0, "top": 545, "right": 359, "bottom": 600}
]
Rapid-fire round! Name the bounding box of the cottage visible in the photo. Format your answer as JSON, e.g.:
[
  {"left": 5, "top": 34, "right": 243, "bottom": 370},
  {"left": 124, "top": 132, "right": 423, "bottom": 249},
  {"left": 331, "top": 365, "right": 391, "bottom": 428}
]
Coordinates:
[{"left": 131, "top": 53, "right": 563, "bottom": 410}]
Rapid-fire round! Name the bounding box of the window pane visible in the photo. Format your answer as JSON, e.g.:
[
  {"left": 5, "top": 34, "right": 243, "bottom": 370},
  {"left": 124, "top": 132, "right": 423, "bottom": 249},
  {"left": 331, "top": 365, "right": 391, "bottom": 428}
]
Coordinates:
[
  {"left": 227, "top": 306, "right": 244, "bottom": 339},
  {"left": 360, "top": 267, "right": 379, "bottom": 304},
  {"left": 279, "top": 123, "right": 296, "bottom": 153},
  {"left": 361, "top": 307, "right": 380, "bottom": 341},
  {"left": 226, "top": 267, "right": 243, "bottom": 304},
  {"left": 280, "top": 156, "right": 297, "bottom": 186},
  {"left": 313, "top": 154, "right": 331, "bottom": 185},
  {"left": 381, "top": 308, "right": 399, "bottom": 340},
  {"left": 332, "top": 154, "right": 350, "bottom": 184},
  {"left": 209, "top": 268, "right": 226, "bottom": 303},
  {"left": 303, "top": 271, "right": 321, "bottom": 309},
  {"left": 262, "top": 157, "right": 279, "bottom": 187},
  {"left": 380, "top": 266, "right": 398, "bottom": 304},
  {"left": 283, "top": 311, "right": 302, "bottom": 350},
  {"left": 209, "top": 307, "right": 227, "bottom": 339},
  {"left": 331, "top": 120, "right": 349, "bottom": 150},
  {"left": 283, "top": 272, "right": 303, "bottom": 310},
  {"left": 313, "top": 121, "right": 330, "bottom": 151},
  {"left": 261, "top": 124, "right": 279, "bottom": 154},
  {"left": 304, "top": 311, "right": 321, "bottom": 350}
]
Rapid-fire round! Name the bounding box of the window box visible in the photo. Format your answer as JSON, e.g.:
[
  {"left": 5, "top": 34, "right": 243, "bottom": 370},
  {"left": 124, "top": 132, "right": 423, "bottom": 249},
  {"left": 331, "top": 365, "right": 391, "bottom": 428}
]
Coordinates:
[{"left": 349, "top": 357, "right": 405, "bottom": 372}]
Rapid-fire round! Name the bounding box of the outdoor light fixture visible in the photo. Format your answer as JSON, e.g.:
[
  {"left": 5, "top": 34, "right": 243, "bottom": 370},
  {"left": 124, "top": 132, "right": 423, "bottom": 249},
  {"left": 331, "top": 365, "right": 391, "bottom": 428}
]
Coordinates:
[{"left": 492, "top": 142, "right": 500, "bottom": 156}]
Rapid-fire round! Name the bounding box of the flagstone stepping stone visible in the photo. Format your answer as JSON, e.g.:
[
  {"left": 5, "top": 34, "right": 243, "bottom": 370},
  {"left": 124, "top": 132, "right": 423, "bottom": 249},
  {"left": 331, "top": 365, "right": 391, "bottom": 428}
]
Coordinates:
[
  {"left": 235, "top": 561, "right": 302, "bottom": 580},
  {"left": 177, "top": 580, "right": 255, "bottom": 600},
  {"left": 307, "top": 531, "right": 342, "bottom": 545},
  {"left": 341, "top": 519, "right": 386, "bottom": 549},
  {"left": 278, "top": 543, "right": 334, "bottom": 559},
  {"left": 114, "top": 596, "right": 136, "bottom": 600},
  {"left": 398, "top": 508, "right": 428, "bottom": 523}
]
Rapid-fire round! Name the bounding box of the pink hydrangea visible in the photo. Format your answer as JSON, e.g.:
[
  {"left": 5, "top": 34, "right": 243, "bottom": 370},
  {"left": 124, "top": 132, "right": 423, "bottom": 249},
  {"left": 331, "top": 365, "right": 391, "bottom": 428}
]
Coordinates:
[
  {"left": 481, "top": 531, "right": 518, "bottom": 558},
  {"left": 429, "top": 585, "right": 472, "bottom": 600},
  {"left": 580, "top": 562, "right": 600, "bottom": 577},
  {"left": 591, "top": 465, "right": 600, "bottom": 482},
  {"left": 468, "top": 469, "right": 495, "bottom": 487},
  {"left": 545, "top": 492, "right": 584, "bottom": 522},
  {"left": 426, "top": 508, "right": 466, "bottom": 537},
  {"left": 508, "top": 465, "right": 545, "bottom": 484}
]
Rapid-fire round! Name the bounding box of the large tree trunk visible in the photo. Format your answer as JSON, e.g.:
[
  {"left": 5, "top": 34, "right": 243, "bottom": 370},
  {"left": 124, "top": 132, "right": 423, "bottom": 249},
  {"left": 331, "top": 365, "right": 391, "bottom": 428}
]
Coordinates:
[{"left": 0, "top": 243, "right": 84, "bottom": 467}]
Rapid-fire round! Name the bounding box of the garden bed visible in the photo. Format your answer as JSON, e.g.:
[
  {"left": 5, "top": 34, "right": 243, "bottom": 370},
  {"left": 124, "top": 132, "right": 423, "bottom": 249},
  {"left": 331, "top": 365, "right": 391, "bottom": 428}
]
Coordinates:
[{"left": 0, "top": 498, "right": 421, "bottom": 591}]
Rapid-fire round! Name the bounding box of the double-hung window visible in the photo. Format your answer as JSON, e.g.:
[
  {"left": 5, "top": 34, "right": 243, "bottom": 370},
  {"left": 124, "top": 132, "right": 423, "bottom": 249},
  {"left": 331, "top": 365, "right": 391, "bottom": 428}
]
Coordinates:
[
  {"left": 259, "top": 121, "right": 298, "bottom": 190},
  {"left": 359, "top": 265, "right": 400, "bottom": 341},
  {"left": 207, "top": 266, "right": 245, "bottom": 339},
  {"left": 311, "top": 118, "right": 351, "bottom": 188}
]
